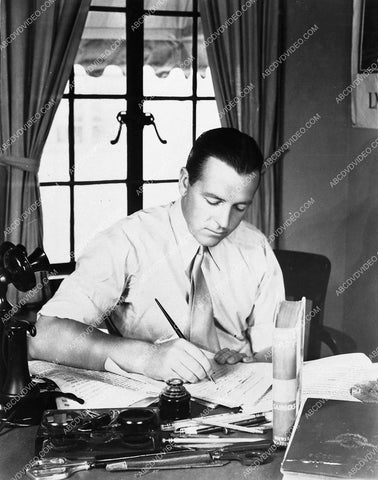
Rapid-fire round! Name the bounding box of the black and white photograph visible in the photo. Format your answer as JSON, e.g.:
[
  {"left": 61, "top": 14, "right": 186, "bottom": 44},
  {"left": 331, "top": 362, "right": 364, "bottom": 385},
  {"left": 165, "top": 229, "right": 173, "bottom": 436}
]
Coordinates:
[{"left": 0, "top": 1, "right": 378, "bottom": 479}]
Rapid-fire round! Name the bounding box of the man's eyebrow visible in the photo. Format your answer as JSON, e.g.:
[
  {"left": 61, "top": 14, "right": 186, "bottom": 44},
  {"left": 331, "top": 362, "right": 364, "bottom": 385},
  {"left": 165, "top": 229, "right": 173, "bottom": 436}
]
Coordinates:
[
  {"left": 203, "top": 192, "right": 224, "bottom": 201},
  {"left": 203, "top": 192, "right": 252, "bottom": 205}
]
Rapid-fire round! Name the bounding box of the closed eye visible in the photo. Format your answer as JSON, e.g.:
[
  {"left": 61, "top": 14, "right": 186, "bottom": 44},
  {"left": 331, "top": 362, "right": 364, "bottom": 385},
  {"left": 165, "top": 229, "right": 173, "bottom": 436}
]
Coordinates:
[
  {"left": 234, "top": 204, "right": 248, "bottom": 212},
  {"left": 206, "top": 198, "right": 222, "bottom": 206}
]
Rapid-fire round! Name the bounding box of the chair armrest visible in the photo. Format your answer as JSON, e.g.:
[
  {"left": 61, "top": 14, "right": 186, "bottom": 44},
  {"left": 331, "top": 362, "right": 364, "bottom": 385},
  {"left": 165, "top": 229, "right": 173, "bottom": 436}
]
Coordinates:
[{"left": 320, "top": 326, "right": 357, "bottom": 355}]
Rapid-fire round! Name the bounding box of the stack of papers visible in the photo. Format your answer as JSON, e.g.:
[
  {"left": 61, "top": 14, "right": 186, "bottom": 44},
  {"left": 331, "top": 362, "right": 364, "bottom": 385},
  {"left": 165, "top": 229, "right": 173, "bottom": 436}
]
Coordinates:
[
  {"left": 105, "top": 357, "right": 273, "bottom": 409},
  {"left": 29, "top": 353, "right": 376, "bottom": 411},
  {"left": 29, "top": 357, "right": 273, "bottom": 410}
]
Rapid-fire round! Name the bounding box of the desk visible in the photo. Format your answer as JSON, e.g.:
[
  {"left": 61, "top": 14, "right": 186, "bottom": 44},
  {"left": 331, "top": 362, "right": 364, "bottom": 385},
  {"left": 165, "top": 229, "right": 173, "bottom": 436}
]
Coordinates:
[
  {"left": 3, "top": 307, "right": 284, "bottom": 478},
  {"left": 0, "top": 426, "right": 284, "bottom": 480}
]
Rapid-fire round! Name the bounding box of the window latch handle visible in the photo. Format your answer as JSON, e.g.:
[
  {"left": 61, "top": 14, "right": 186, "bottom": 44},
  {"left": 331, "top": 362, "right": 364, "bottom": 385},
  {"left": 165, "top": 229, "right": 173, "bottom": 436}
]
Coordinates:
[
  {"left": 110, "top": 111, "right": 167, "bottom": 145},
  {"left": 143, "top": 113, "right": 167, "bottom": 144},
  {"left": 110, "top": 111, "right": 127, "bottom": 145}
]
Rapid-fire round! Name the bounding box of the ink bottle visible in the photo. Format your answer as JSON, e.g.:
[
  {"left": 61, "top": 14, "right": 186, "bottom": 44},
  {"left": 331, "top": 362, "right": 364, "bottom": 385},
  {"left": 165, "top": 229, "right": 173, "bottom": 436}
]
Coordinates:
[{"left": 159, "top": 378, "right": 191, "bottom": 421}]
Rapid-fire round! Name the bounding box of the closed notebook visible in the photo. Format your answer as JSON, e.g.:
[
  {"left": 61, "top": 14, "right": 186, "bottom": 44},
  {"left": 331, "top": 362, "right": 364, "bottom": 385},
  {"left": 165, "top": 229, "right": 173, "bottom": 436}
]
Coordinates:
[{"left": 281, "top": 397, "right": 378, "bottom": 479}]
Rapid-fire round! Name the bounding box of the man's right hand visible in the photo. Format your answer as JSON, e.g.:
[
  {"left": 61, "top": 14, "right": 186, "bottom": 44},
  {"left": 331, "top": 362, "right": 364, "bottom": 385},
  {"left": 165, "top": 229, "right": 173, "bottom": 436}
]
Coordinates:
[
  {"left": 143, "top": 338, "right": 213, "bottom": 383},
  {"left": 29, "top": 316, "right": 213, "bottom": 384}
]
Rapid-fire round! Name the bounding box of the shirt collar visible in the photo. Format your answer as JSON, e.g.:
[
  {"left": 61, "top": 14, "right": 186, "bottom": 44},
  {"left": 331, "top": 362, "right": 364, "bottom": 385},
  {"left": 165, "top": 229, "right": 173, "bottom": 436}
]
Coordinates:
[
  {"left": 169, "top": 199, "right": 221, "bottom": 275},
  {"left": 169, "top": 199, "right": 200, "bottom": 276}
]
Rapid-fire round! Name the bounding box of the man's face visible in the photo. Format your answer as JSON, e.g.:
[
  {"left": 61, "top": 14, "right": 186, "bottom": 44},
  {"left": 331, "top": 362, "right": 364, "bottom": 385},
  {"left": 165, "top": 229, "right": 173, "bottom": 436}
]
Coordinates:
[{"left": 179, "top": 156, "right": 260, "bottom": 247}]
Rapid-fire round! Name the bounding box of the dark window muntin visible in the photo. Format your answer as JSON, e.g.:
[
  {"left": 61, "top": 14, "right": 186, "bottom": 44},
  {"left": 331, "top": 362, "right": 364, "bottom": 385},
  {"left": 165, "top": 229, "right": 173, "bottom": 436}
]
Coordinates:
[{"left": 40, "top": 0, "right": 215, "bottom": 265}]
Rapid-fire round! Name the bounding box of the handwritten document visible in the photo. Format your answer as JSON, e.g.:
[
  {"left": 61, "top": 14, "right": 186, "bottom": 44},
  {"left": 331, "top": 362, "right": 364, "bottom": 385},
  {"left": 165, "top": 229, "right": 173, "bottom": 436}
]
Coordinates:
[
  {"left": 29, "top": 357, "right": 273, "bottom": 409},
  {"left": 105, "top": 356, "right": 272, "bottom": 409},
  {"left": 186, "top": 360, "right": 272, "bottom": 408},
  {"left": 29, "top": 361, "right": 158, "bottom": 409},
  {"left": 301, "top": 352, "right": 378, "bottom": 402},
  {"left": 242, "top": 353, "right": 378, "bottom": 413}
]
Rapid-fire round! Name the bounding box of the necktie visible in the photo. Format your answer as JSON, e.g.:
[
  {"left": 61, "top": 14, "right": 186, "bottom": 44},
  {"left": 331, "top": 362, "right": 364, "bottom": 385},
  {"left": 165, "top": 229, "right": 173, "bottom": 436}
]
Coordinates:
[{"left": 188, "top": 246, "right": 220, "bottom": 352}]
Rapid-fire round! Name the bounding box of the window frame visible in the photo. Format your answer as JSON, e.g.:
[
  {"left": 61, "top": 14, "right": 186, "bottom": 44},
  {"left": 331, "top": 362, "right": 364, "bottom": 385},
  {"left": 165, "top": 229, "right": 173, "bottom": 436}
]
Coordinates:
[{"left": 40, "top": 0, "right": 217, "bottom": 268}]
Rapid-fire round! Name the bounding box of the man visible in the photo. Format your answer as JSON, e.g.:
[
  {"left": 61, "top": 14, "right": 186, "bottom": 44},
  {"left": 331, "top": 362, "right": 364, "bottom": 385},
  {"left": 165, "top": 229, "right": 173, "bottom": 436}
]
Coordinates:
[{"left": 29, "top": 128, "right": 284, "bottom": 383}]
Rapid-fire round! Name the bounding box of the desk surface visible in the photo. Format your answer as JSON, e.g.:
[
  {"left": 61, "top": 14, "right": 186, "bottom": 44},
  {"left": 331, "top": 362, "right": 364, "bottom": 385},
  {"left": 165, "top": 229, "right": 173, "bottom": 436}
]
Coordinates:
[{"left": 0, "top": 426, "right": 284, "bottom": 480}]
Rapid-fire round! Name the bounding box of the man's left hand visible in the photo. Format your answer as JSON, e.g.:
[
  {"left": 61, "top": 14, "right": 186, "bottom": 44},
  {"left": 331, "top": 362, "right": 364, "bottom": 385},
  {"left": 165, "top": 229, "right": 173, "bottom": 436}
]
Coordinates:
[{"left": 214, "top": 348, "right": 255, "bottom": 365}]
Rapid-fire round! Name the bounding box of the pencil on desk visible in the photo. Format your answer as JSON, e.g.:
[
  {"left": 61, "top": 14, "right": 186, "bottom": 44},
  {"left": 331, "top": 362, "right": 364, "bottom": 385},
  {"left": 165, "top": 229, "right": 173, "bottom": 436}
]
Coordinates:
[
  {"left": 154, "top": 298, "right": 216, "bottom": 384},
  {"left": 196, "top": 419, "right": 266, "bottom": 434}
]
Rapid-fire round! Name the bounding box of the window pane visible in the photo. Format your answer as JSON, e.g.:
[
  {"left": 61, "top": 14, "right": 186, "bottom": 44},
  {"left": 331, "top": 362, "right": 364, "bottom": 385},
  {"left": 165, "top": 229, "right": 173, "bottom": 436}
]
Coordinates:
[
  {"left": 144, "top": 66, "right": 192, "bottom": 97},
  {"left": 91, "top": 0, "right": 125, "bottom": 6},
  {"left": 74, "top": 64, "right": 126, "bottom": 95},
  {"left": 74, "top": 99, "right": 127, "bottom": 181},
  {"left": 144, "top": 0, "right": 192, "bottom": 10},
  {"left": 196, "top": 100, "right": 221, "bottom": 137},
  {"left": 40, "top": 101, "right": 69, "bottom": 182},
  {"left": 197, "top": 18, "right": 210, "bottom": 83},
  {"left": 197, "top": 68, "right": 216, "bottom": 97},
  {"left": 75, "top": 10, "right": 126, "bottom": 93},
  {"left": 74, "top": 184, "right": 127, "bottom": 256},
  {"left": 40, "top": 186, "right": 70, "bottom": 263},
  {"left": 143, "top": 100, "right": 192, "bottom": 180},
  {"left": 144, "top": 15, "right": 193, "bottom": 93},
  {"left": 143, "top": 182, "right": 179, "bottom": 209},
  {"left": 64, "top": 79, "right": 70, "bottom": 95}
]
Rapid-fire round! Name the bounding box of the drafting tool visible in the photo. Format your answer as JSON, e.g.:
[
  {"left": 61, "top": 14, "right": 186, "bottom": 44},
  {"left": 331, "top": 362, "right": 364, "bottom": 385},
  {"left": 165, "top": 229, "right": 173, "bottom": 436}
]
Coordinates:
[
  {"left": 26, "top": 442, "right": 273, "bottom": 479},
  {"left": 162, "top": 410, "right": 271, "bottom": 432},
  {"left": 164, "top": 436, "right": 267, "bottom": 445}
]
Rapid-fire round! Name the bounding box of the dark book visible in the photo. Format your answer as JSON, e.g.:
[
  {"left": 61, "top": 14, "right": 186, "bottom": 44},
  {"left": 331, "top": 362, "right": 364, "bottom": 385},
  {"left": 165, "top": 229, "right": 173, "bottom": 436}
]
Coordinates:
[{"left": 281, "top": 397, "right": 378, "bottom": 479}]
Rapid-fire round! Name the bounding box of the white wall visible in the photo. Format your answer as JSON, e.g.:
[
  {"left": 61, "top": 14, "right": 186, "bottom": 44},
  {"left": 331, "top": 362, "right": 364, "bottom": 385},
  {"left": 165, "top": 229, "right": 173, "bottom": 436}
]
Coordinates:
[{"left": 281, "top": 0, "right": 378, "bottom": 358}]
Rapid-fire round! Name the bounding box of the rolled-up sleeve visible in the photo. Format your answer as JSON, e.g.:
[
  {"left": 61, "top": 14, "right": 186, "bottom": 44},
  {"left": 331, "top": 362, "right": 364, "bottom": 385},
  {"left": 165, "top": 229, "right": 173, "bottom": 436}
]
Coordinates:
[
  {"left": 248, "top": 241, "right": 285, "bottom": 354},
  {"left": 39, "top": 227, "right": 131, "bottom": 326}
]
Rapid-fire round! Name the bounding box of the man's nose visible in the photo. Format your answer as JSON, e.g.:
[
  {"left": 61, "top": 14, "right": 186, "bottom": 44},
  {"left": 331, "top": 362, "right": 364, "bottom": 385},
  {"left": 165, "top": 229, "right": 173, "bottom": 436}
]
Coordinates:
[{"left": 214, "top": 205, "right": 232, "bottom": 230}]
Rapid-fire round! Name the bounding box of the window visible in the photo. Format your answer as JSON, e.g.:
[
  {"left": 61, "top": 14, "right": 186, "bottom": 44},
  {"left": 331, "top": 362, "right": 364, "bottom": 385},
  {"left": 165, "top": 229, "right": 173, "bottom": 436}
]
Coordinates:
[{"left": 39, "top": 0, "right": 220, "bottom": 265}]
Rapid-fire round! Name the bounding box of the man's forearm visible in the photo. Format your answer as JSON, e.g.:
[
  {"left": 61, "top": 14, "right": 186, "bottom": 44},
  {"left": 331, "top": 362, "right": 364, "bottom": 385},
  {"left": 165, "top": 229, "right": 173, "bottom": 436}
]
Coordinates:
[{"left": 28, "top": 315, "right": 155, "bottom": 375}]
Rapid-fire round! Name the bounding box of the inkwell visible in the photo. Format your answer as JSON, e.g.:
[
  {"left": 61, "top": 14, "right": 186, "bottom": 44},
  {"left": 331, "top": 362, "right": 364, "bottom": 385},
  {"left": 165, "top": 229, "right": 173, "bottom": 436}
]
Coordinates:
[
  {"left": 159, "top": 378, "right": 191, "bottom": 421},
  {"left": 0, "top": 242, "right": 82, "bottom": 428}
]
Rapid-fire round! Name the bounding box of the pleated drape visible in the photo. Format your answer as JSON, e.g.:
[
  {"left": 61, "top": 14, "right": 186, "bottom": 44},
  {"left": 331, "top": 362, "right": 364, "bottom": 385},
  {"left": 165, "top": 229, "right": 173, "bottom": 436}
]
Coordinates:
[
  {"left": 0, "top": 0, "right": 91, "bottom": 303},
  {"left": 199, "top": 0, "right": 283, "bottom": 237}
]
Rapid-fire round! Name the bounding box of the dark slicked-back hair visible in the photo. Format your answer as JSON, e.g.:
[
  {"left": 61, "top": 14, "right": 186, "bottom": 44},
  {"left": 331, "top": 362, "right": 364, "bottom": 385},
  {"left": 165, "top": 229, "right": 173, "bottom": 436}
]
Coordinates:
[{"left": 185, "top": 128, "right": 264, "bottom": 185}]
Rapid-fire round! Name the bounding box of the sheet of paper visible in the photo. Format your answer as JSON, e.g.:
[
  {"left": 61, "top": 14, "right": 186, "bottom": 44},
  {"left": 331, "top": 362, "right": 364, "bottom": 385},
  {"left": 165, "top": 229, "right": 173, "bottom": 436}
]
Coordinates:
[
  {"left": 104, "top": 357, "right": 164, "bottom": 392},
  {"left": 303, "top": 351, "right": 371, "bottom": 368},
  {"left": 29, "top": 360, "right": 157, "bottom": 409},
  {"left": 186, "top": 361, "right": 272, "bottom": 409},
  {"left": 105, "top": 356, "right": 273, "bottom": 409},
  {"left": 242, "top": 388, "right": 273, "bottom": 414},
  {"left": 244, "top": 353, "right": 378, "bottom": 411},
  {"left": 301, "top": 353, "right": 378, "bottom": 402},
  {"left": 30, "top": 353, "right": 376, "bottom": 410}
]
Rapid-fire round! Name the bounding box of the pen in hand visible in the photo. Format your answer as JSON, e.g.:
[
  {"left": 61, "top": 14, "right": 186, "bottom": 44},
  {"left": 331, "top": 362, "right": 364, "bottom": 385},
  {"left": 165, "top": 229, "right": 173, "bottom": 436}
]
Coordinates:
[{"left": 154, "top": 298, "right": 216, "bottom": 384}]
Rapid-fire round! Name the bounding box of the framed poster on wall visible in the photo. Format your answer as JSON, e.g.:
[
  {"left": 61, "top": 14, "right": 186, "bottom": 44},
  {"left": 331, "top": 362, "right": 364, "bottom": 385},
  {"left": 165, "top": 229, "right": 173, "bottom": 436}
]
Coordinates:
[{"left": 351, "top": 0, "right": 378, "bottom": 128}]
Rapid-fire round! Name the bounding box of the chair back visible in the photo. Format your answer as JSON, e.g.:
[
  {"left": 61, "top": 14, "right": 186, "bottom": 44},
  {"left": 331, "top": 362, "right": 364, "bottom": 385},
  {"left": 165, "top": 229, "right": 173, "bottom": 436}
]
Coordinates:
[
  {"left": 273, "top": 249, "right": 331, "bottom": 360},
  {"left": 48, "top": 263, "right": 76, "bottom": 296}
]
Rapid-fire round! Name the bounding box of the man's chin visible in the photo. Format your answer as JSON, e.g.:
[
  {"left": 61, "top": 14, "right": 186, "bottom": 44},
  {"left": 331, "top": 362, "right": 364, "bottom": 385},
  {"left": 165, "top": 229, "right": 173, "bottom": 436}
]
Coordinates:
[{"left": 197, "top": 232, "right": 226, "bottom": 247}]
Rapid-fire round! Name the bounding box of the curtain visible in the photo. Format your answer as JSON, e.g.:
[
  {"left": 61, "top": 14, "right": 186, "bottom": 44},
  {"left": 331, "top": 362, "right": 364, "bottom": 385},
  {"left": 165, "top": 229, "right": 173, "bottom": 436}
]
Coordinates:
[
  {"left": 0, "top": 0, "right": 91, "bottom": 304},
  {"left": 199, "top": 0, "right": 283, "bottom": 237}
]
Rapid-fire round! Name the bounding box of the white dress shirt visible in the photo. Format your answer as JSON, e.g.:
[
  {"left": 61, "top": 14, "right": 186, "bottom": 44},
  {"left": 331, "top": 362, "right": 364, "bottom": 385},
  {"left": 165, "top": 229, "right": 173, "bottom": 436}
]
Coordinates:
[{"left": 40, "top": 199, "right": 285, "bottom": 355}]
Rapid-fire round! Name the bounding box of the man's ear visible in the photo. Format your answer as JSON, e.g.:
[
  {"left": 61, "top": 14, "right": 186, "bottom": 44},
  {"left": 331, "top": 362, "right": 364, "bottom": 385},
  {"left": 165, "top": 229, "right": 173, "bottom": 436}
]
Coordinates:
[{"left": 178, "top": 167, "right": 190, "bottom": 197}]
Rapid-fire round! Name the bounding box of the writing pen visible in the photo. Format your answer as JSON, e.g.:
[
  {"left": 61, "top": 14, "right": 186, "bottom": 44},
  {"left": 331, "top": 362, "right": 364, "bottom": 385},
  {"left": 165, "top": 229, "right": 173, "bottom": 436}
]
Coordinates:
[
  {"left": 163, "top": 436, "right": 267, "bottom": 445},
  {"left": 184, "top": 415, "right": 268, "bottom": 435},
  {"left": 154, "top": 298, "right": 216, "bottom": 384}
]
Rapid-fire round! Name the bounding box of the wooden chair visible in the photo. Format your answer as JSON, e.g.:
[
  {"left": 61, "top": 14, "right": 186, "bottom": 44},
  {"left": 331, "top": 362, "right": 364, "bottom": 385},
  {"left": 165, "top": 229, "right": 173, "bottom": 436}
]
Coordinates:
[
  {"left": 273, "top": 249, "right": 357, "bottom": 360},
  {"left": 48, "top": 262, "right": 76, "bottom": 296}
]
